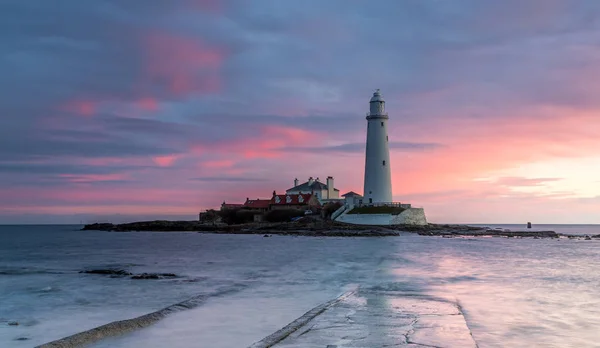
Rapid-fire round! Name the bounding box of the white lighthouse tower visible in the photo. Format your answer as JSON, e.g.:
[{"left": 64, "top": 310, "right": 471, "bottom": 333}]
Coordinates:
[{"left": 363, "top": 89, "right": 393, "bottom": 204}]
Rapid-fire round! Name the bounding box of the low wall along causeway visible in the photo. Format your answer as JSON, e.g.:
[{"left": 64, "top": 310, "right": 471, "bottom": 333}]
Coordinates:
[{"left": 336, "top": 208, "right": 428, "bottom": 226}]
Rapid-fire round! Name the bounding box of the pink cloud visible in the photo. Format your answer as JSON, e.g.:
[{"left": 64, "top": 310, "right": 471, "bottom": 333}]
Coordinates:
[
  {"left": 153, "top": 155, "right": 180, "bottom": 167},
  {"left": 136, "top": 97, "right": 159, "bottom": 111},
  {"left": 58, "top": 173, "right": 128, "bottom": 183},
  {"left": 238, "top": 125, "right": 316, "bottom": 159},
  {"left": 143, "top": 32, "right": 226, "bottom": 96},
  {"left": 189, "top": 125, "right": 319, "bottom": 160},
  {"left": 202, "top": 160, "right": 235, "bottom": 168},
  {"left": 61, "top": 100, "right": 96, "bottom": 117}
]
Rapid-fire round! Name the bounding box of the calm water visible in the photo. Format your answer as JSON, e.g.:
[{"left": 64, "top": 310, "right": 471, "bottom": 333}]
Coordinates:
[
  {"left": 1, "top": 225, "right": 600, "bottom": 347},
  {"left": 470, "top": 224, "right": 600, "bottom": 236}
]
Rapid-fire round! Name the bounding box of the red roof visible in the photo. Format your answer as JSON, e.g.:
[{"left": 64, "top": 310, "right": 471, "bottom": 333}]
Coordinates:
[
  {"left": 270, "top": 193, "right": 314, "bottom": 205},
  {"left": 244, "top": 199, "right": 271, "bottom": 209}
]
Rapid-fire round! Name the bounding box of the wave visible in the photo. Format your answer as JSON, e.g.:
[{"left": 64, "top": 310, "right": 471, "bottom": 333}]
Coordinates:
[
  {"left": 36, "top": 283, "right": 248, "bottom": 348},
  {"left": 366, "top": 281, "right": 425, "bottom": 293},
  {"left": 0, "top": 268, "right": 68, "bottom": 276},
  {"left": 26, "top": 286, "right": 61, "bottom": 294}
]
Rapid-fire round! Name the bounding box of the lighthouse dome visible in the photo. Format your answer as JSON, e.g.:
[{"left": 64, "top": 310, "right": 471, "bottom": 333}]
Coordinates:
[{"left": 370, "top": 89, "right": 385, "bottom": 102}]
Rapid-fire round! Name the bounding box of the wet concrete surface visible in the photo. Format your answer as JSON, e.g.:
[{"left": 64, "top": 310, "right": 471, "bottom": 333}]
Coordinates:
[{"left": 264, "top": 288, "right": 478, "bottom": 348}]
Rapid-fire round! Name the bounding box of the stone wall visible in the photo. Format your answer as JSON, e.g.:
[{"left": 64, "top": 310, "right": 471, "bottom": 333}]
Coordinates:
[
  {"left": 336, "top": 208, "right": 427, "bottom": 226},
  {"left": 336, "top": 213, "right": 393, "bottom": 225}
]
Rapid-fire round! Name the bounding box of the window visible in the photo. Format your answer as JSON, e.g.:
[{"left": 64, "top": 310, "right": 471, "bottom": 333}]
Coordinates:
[
  {"left": 386, "top": 135, "right": 388, "bottom": 141},
  {"left": 383, "top": 160, "right": 386, "bottom": 166},
  {"left": 369, "top": 198, "right": 373, "bottom": 203},
  {"left": 381, "top": 122, "right": 384, "bottom": 127}
]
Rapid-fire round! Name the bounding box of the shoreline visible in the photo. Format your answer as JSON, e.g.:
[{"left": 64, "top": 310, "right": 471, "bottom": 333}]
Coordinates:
[{"left": 77, "top": 220, "right": 598, "bottom": 239}]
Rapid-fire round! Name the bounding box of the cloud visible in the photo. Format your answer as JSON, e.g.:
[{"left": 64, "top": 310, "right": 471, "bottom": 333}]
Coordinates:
[
  {"left": 60, "top": 100, "right": 97, "bottom": 117},
  {"left": 0, "top": 127, "right": 178, "bottom": 162},
  {"left": 279, "top": 141, "right": 443, "bottom": 153},
  {"left": 153, "top": 155, "right": 181, "bottom": 167},
  {"left": 189, "top": 176, "right": 268, "bottom": 182},
  {"left": 141, "top": 31, "right": 227, "bottom": 97},
  {"left": 0, "top": 162, "right": 135, "bottom": 176},
  {"left": 136, "top": 97, "right": 160, "bottom": 111},
  {"left": 201, "top": 160, "right": 235, "bottom": 168},
  {"left": 494, "top": 177, "right": 563, "bottom": 187}
]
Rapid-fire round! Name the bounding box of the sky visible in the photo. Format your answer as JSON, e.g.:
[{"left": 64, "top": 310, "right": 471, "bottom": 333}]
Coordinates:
[{"left": 1, "top": 0, "right": 600, "bottom": 224}]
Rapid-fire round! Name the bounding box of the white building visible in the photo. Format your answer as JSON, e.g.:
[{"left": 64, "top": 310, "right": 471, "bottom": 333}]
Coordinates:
[
  {"left": 342, "top": 191, "right": 363, "bottom": 206},
  {"left": 363, "top": 89, "right": 393, "bottom": 204},
  {"left": 286, "top": 176, "right": 340, "bottom": 202}
]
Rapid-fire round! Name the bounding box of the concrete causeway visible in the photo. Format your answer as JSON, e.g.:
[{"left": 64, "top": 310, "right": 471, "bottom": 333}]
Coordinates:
[{"left": 250, "top": 287, "right": 479, "bottom": 348}]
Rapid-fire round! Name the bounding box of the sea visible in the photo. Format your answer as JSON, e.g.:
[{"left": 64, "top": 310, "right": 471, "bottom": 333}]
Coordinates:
[{"left": 1, "top": 224, "right": 600, "bottom": 348}]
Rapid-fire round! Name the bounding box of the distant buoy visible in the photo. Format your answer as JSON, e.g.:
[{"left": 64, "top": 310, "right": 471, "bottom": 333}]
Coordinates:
[{"left": 527, "top": 222, "right": 532, "bottom": 229}]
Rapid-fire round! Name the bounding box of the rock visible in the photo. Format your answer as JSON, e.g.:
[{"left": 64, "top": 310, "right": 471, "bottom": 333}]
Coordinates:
[
  {"left": 263, "top": 234, "right": 270, "bottom": 237},
  {"left": 8, "top": 321, "right": 18, "bottom": 326},
  {"left": 14, "top": 337, "right": 29, "bottom": 341},
  {"left": 585, "top": 236, "right": 592, "bottom": 240},
  {"left": 81, "top": 223, "right": 115, "bottom": 231},
  {"left": 80, "top": 269, "right": 132, "bottom": 276},
  {"left": 82, "top": 220, "right": 218, "bottom": 232},
  {"left": 417, "top": 227, "right": 558, "bottom": 238},
  {"left": 131, "top": 273, "right": 177, "bottom": 280}
]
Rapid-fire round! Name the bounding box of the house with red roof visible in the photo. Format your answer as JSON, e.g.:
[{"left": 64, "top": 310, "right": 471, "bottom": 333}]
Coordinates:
[
  {"left": 269, "top": 191, "right": 321, "bottom": 211},
  {"left": 243, "top": 198, "right": 271, "bottom": 211}
]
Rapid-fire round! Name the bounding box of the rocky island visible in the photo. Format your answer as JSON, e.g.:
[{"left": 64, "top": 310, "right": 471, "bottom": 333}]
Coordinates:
[{"left": 80, "top": 219, "right": 576, "bottom": 239}]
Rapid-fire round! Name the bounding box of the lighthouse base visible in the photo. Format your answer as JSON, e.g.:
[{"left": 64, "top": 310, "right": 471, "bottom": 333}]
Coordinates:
[{"left": 336, "top": 208, "right": 427, "bottom": 226}]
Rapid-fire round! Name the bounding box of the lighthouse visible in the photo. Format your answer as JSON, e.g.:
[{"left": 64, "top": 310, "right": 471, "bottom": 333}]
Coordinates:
[{"left": 363, "top": 89, "right": 393, "bottom": 204}]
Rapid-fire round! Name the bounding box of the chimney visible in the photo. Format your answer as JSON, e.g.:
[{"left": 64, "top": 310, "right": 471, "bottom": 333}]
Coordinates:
[
  {"left": 272, "top": 190, "right": 276, "bottom": 197},
  {"left": 327, "top": 176, "right": 334, "bottom": 199},
  {"left": 308, "top": 176, "right": 314, "bottom": 185},
  {"left": 294, "top": 178, "right": 299, "bottom": 187}
]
